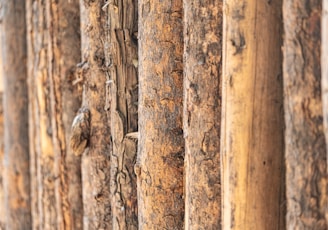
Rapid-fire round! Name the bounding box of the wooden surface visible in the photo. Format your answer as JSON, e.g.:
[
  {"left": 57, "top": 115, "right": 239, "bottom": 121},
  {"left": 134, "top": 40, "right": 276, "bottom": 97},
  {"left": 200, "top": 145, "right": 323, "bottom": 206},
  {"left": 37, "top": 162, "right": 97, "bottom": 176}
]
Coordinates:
[
  {"left": 221, "top": 0, "right": 285, "bottom": 229},
  {"left": 183, "top": 0, "right": 222, "bottom": 228}
]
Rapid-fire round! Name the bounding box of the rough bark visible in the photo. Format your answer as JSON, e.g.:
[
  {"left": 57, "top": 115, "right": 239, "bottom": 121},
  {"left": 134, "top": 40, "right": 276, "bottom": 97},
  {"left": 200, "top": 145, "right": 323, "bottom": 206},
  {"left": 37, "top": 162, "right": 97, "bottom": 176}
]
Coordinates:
[
  {"left": 0, "top": 1, "right": 32, "bottom": 229},
  {"left": 284, "top": 0, "right": 328, "bottom": 229},
  {"left": 183, "top": 0, "right": 222, "bottom": 228},
  {"left": 46, "top": 0, "right": 83, "bottom": 229},
  {"left": 322, "top": 2, "right": 328, "bottom": 225},
  {"left": 79, "top": 1, "right": 112, "bottom": 229},
  {"left": 26, "top": 1, "right": 57, "bottom": 229},
  {"left": 137, "top": 0, "right": 184, "bottom": 228},
  {"left": 221, "top": 0, "right": 285, "bottom": 229},
  {"left": 104, "top": 0, "right": 138, "bottom": 228}
]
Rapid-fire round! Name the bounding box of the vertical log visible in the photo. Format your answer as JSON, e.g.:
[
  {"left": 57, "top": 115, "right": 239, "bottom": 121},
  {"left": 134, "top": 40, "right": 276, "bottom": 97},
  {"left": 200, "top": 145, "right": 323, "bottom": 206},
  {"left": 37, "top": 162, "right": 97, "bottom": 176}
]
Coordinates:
[
  {"left": 26, "top": 2, "right": 39, "bottom": 228},
  {"left": 104, "top": 0, "right": 138, "bottom": 228},
  {"left": 323, "top": 0, "right": 328, "bottom": 160},
  {"left": 323, "top": 1, "right": 328, "bottom": 224},
  {"left": 183, "top": 0, "right": 222, "bottom": 228},
  {"left": 0, "top": 33, "right": 5, "bottom": 229},
  {"left": 79, "top": 1, "right": 111, "bottom": 229},
  {"left": 0, "top": 1, "right": 32, "bottom": 228},
  {"left": 0, "top": 93, "right": 3, "bottom": 229},
  {"left": 137, "top": 0, "right": 184, "bottom": 228},
  {"left": 284, "top": 0, "right": 328, "bottom": 228},
  {"left": 26, "top": 1, "right": 57, "bottom": 228},
  {"left": 221, "top": 0, "right": 284, "bottom": 229},
  {"left": 46, "top": 0, "right": 82, "bottom": 229}
]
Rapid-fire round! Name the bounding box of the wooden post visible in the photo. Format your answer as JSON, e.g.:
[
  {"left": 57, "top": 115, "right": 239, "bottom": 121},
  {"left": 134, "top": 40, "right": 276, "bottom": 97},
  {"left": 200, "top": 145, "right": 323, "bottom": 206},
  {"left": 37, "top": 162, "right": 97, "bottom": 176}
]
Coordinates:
[
  {"left": 183, "top": 0, "right": 222, "bottom": 228},
  {"left": 137, "top": 0, "right": 185, "bottom": 228},
  {"left": 1, "top": 1, "right": 32, "bottom": 228},
  {"left": 221, "top": 0, "right": 285, "bottom": 229},
  {"left": 103, "top": 0, "right": 139, "bottom": 228},
  {"left": 46, "top": 0, "right": 82, "bottom": 229},
  {"left": 79, "top": 1, "right": 112, "bottom": 229},
  {"left": 284, "top": 0, "right": 328, "bottom": 228}
]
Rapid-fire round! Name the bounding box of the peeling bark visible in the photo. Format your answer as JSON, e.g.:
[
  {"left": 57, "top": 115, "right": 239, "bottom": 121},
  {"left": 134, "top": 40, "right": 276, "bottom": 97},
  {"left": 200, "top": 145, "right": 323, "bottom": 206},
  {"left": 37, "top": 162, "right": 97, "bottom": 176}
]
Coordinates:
[{"left": 104, "top": 0, "right": 139, "bottom": 228}]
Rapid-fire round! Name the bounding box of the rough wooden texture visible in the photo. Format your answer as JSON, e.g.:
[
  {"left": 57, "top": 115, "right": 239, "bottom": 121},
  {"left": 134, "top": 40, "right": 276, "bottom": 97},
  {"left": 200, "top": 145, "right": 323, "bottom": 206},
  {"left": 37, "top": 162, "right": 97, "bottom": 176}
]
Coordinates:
[
  {"left": 0, "top": 96, "right": 4, "bottom": 229},
  {"left": 183, "top": 0, "right": 222, "bottom": 228},
  {"left": 26, "top": 2, "right": 39, "bottom": 228},
  {"left": 46, "top": 0, "right": 82, "bottom": 229},
  {"left": 26, "top": 1, "right": 57, "bottom": 229},
  {"left": 221, "top": 0, "right": 285, "bottom": 229},
  {"left": 26, "top": 0, "right": 40, "bottom": 229},
  {"left": 284, "top": 0, "right": 328, "bottom": 229},
  {"left": 0, "top": 38, "right": 5, "bottom": 229},
  {"left": 137, "top": 0, "right": 184, "bottom": 228},
  {"left": 322, "top": 2, "right": 328, "bottom": 225},
  {"left": 0, "top": 1, "right": 32, "bottom": 228},
  {"left": 104, "top": 0, "right": 138, "bottom": 228},
  {"left": 79, "top": 1, "right": 112, "bottom": 229}
]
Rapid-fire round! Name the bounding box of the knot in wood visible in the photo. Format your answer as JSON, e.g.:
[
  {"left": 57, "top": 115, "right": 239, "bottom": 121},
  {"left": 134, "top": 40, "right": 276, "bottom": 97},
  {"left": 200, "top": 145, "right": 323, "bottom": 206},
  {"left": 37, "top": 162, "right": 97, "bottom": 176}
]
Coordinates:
[{"left": 69, "top": 107, "right": 91, "bottom": 156}]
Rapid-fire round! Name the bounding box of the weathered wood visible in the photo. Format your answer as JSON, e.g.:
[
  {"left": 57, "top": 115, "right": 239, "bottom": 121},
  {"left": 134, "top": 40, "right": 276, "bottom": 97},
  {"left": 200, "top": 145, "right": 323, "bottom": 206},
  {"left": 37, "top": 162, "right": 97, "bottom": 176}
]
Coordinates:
[
  {"left": 322, "top": 2, "right": 328, "bottom": 225},
  {"left": 26, "top": 1, "right": 58, "bottom": 229},
  {"left": 26, "top": 6, "right": 37, "bottom": 228},
  {"left": 137, "top": 0, "right": 185, "bottom": 228},
  {"left": 284, "top": 0, "right": 328, "bottom": 228},
  {"left": 0, "top": 98, "right": 4, "bottom": 230},
  {"left": 0, "top": 34, "right": 5, "bottom": 229},
  {"left": 46, "top": 0, "right": 82, "bottom": 229},
  {"left": 183, "top": 0, "right": 222, "bottom": 228},
  {"left": 26, "top": 2, "right": 40, "bottom": 228},
  {"left": 221, "top": 0, "right": 285, "bottom": 229},
  {"left": 104, "top": 0, "right": 138, "bottom": 228},
  {"left": 0, "top": 1, "right": 32, "bottom": 228},
  {"left": 79, "top": 1, "right": 112, "bottom": 229}
]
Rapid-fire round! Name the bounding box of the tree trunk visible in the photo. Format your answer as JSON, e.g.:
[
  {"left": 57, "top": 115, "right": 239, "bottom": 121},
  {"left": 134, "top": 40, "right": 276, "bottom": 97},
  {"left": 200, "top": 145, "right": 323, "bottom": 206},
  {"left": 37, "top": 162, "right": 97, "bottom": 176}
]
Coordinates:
[
  {"left": 0, "top": 1, "right": 32, "bottom": 229},
  {"left": 104, "top": 0, "right": 138, "bottom": 228},
  {"left": 46, "top": 0, "right": 82, "bottom": 229},
  {"left": 283, "top": 0, "right": 328, "bottom": 229},
  {"left": 221, "top": 0, "right": 285, "bottom": 229},
  {"left": 26, "top": 1, "right": 57, "bottom": 229},
  {"left": 137, "top": 0, "right": 184, "bottom": 228},
  {"left": 79, "top": 1, "right": 112, "bottom": 229},
  {"left": 183, "top": 0, "right": 222, "bottom": 228}
]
